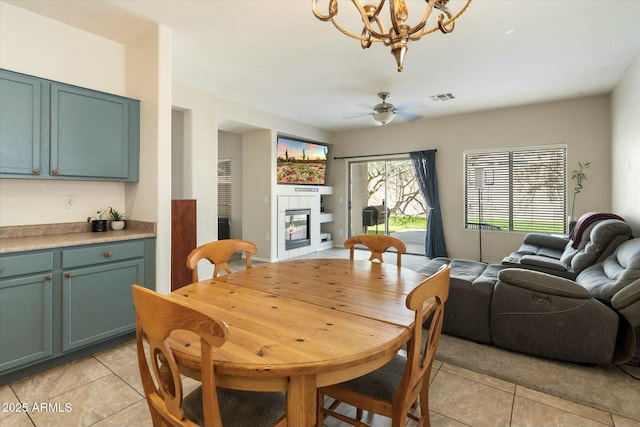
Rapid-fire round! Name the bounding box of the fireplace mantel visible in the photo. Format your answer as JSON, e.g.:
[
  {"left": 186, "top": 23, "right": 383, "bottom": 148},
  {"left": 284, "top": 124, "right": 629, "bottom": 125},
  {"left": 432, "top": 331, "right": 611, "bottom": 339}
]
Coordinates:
[{"left": 276, "top": 185, "right": 332, "bottom": 260}]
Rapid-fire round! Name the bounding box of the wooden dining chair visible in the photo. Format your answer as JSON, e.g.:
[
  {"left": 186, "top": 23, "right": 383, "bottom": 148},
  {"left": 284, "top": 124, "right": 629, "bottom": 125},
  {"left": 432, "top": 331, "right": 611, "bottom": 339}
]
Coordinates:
[
  {"left": 131, "top": 285, "right": 285, "bottom": 427},
  {"left": 344, "top": 234, "right": 407, "bottom": 267},
  {"left": 186, "top": 239, "right": 258, "bottom": 281},
  {"left": 316, "top": 264, "right": 451, "bottom": 427}
]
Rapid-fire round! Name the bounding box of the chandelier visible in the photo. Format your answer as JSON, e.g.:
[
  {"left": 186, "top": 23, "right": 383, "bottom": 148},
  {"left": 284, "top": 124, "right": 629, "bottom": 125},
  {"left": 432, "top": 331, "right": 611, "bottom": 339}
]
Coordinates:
[{"left": 312, "top": 0, "right": 472, "bottom": 72}]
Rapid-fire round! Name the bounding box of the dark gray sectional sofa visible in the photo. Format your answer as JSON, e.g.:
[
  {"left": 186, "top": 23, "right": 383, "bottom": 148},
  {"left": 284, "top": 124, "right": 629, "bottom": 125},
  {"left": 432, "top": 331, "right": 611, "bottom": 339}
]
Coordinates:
[{"left": 415, "top": 216, "right": 639, "bottom": 365}]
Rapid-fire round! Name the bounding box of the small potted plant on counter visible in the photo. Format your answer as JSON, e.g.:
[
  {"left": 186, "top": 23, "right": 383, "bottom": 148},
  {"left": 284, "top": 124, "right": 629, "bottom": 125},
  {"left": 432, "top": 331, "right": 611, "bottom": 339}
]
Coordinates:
[
  {"left": 109, "top": 207, "right": 126, "bottom": 231},
  {"left": 87, "top": 208, "right": 108, "bottom": 232}
]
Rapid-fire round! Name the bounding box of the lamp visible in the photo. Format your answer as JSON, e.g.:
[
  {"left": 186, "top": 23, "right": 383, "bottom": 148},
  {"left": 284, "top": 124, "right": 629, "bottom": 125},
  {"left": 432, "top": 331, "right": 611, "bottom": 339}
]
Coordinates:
[
  {"left": 373, "top": 109, "right": 395, "bottom": 125},
  {"left": 373, "top": 92, "right": 396, "bottom": 125},
  {"left": 312, "top": 0, "right": 472, "bottom": 72},
  {"left": 475, "top": 167, "right": 485, "bottom": 262}
]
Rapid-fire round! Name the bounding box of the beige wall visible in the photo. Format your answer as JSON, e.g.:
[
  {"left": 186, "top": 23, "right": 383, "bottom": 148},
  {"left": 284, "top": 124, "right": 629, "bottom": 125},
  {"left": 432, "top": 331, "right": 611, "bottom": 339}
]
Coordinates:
[
  {"left": 329, "top": 96, "right": 613, "bottom": 263},
  {"left": 2, "top": 1, "right": 636, "bottom": 276},
  {"left": 242, "top": 130, "right": 276, "bottom": 261},
  {"left": 171, "top": 82, "right": 219, "bottom": 282},
  {"left": 612, "top": 55, "right": 640, "bottom": 235},
  {"left": 0, "top": 2, "right": 127, "bottom": 226},
  {"left": 0, "top": 3, "right": 172, "bottom": 292},
  {"left": 218, "top": 131, "right": 244, "bottom": 239}
]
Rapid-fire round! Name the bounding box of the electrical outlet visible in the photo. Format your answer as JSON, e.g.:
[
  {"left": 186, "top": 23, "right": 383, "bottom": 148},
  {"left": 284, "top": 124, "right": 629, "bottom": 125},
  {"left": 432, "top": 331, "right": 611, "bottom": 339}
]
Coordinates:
[{"left": 65, "top": 195, "right": 77, "bottom": 209}]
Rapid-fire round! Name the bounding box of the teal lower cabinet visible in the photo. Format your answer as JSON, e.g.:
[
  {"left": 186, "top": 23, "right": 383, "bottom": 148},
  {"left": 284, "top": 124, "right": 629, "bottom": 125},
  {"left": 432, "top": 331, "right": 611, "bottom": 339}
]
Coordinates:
[
  {"left": 0, "top": 238, "right": 155, "bottom": 384},
  {"left": 0, "top": 252, "right": 54, "bottom": 372},
  {"left": 61, "top": 243, "right": 144, "bottom": 351}
]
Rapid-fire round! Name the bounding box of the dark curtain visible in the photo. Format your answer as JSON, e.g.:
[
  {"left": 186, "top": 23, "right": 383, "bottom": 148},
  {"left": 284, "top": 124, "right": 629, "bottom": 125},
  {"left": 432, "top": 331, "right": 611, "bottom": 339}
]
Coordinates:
[{"left": 409, "top": 150, "right": 448, "bottom": 258}]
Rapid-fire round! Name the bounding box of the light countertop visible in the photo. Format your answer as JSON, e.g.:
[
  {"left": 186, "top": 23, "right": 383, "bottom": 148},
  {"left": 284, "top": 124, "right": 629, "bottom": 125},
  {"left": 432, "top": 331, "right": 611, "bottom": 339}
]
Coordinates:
[{"left": 0, "top": 221, "right": 156, "bottom": 254}]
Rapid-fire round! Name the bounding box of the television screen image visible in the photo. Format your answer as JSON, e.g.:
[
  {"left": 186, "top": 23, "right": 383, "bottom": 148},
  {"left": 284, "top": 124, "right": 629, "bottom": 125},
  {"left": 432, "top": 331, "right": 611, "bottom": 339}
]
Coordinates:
[{"left": 277, "top": 137, "right": 328, "bottom": 185}]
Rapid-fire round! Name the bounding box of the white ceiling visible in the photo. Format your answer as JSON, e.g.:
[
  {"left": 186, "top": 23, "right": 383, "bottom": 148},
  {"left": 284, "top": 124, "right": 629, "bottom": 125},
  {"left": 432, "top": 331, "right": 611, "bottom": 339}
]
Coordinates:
[{"left": 9, "top": 0, "right": 640, "bottom": 132}]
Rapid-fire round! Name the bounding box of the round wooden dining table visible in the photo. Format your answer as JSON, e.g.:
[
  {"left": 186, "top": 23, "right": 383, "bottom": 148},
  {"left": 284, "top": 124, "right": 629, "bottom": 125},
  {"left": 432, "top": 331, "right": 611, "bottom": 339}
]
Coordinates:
[{"left": 167, "top": 258, "right": 426, "bottom": 426}]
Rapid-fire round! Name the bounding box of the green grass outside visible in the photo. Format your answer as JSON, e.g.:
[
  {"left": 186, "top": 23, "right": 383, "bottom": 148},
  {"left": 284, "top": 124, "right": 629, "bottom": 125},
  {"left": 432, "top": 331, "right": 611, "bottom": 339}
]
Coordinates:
[
  {"left": 468, "top": 218, "right": 565, "bottom": 233},
  {"left": 366, "top": 215, "right": 565, "bottom": 234},
  {"left": 365, "top": 215, "right": 426, "bottom": 234}
]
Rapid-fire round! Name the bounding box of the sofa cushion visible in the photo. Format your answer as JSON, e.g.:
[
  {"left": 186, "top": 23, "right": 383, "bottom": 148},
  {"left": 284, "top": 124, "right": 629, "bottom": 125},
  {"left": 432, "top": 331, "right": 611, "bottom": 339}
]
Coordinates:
[
  {"left": 414, "top": 257, "right": 449, "bottom": 276},
  {"left": 578, "top": 239, "right": 640, "bottom": 302},
  {"left": 449, "top": 259, "right": 489, "bottom": 283},
  {"left": 416, "top": 258, "right": 504, "bottom": 344},
  {"left": 570, "top": 219, "right": 633, "bottom": 273},
  {"left": 497, "top": 268, "right": 592, "bottom": 299}
]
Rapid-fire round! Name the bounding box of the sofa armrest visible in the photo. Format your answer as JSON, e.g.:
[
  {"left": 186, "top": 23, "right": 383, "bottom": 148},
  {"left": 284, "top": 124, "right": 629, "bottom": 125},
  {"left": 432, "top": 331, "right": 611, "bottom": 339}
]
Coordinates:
[
  {"left": 520, "top": 255, "right": 569, "bottom": 272},
  {"left": 612, "top": 279, "right": 640, "bottom": 327},
  {"left": 522, "top": 233, "right": 570, "bottom": 250},
  {"left": 497, "top": 268, "right": 591, "bottom": 299}
]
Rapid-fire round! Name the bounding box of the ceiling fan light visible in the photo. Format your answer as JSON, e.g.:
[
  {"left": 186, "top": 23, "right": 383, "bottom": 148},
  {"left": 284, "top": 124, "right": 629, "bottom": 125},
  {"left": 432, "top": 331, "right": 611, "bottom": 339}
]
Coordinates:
[{"left": 373, "top": 110, "right": 396, "bottom": 125}]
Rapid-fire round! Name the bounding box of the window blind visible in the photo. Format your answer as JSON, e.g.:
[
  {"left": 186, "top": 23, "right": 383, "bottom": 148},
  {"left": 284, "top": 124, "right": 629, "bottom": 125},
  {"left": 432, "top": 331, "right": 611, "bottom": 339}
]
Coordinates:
[
  {"left": 218, "top": 159, "right": 232, "bottom": 218},
  {"left": 464, "top": 146, "right": 567, "bottom": 233}
]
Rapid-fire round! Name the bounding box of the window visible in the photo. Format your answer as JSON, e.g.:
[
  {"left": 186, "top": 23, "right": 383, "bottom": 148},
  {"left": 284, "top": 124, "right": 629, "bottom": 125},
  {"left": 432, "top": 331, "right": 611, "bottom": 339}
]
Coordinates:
[
  {"left": 464, "top": 146, "right": 567, "bottom": 233},
  {"left": 218, "top": 159, "right": 231, "bottom": 218}
]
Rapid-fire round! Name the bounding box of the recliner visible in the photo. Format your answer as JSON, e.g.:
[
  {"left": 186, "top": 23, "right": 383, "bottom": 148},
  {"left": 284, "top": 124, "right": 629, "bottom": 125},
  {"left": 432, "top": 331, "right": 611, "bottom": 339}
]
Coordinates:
[
  {"left": 502, "top": 216, "right": 632, "bottom": 279},
  {"left": 492, "top": 238, "right": 640, "bottom": 365}
]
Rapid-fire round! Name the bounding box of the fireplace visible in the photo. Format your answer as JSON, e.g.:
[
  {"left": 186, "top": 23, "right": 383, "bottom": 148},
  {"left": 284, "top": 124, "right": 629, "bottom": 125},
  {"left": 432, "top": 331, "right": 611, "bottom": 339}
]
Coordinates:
[{"left": 285, "top": 209, "right": 311, "bottom": 250}]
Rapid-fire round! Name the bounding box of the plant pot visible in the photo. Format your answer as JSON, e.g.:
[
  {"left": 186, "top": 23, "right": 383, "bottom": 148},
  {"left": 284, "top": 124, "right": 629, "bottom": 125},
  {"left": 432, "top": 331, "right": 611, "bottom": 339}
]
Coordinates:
[
  {"left": 91, "top": 219, "right": 108, "bottom": 232},
  {"left": 567, "top": 216, "right": 577, "bottom": 234},
  {"left": 111, "top": 220, "right": 125, "bottom": 231}
]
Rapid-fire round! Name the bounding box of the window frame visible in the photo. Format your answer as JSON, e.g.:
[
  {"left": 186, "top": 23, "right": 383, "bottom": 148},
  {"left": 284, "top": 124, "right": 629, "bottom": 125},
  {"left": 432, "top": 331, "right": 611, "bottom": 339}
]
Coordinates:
[
  {"left": 463, "top": 145, "right": 568, "bottom": 233},
  {"left": 218, "top": 158, "right": 232, "bottom": 218}
]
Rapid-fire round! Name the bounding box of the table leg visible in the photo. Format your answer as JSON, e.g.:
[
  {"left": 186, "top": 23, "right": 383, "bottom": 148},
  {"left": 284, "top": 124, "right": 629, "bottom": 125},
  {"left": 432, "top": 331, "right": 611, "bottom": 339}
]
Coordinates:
[{"left": 287, "top": 374, "right": 317, "bottom": 426}]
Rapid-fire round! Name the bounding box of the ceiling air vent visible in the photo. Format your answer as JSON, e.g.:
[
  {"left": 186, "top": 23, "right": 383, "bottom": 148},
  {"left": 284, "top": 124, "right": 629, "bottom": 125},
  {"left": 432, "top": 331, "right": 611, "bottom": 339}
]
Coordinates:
[{"left": 430, "top": 93, "right": 455, "bottom": 101}]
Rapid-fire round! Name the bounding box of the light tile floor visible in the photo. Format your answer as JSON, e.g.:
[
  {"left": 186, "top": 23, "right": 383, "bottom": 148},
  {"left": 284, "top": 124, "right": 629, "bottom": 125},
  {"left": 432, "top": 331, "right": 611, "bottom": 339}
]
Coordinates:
[
  {"left": 2, "top": 249, "right": 639, "bottom": 427},
  {"left": 2, "top": 342, "right": 638, "bottom": 427}
]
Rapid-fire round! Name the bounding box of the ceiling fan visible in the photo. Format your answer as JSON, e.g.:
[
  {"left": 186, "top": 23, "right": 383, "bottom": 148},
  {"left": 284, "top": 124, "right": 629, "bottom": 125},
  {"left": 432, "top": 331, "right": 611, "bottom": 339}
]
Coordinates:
[{"left": 347, "top": 92, "right": 423, "bottom": 126}]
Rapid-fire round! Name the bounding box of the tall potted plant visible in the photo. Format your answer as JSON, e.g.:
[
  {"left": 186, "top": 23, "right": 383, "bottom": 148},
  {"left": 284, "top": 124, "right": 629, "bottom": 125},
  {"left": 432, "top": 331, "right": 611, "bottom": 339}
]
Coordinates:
[{"left": 568, "top": 161, "right": 591, "bottom": 232}]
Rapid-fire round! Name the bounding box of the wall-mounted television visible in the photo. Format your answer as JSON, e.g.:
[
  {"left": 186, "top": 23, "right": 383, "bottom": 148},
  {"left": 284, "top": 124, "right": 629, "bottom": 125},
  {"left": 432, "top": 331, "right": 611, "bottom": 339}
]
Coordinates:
[{"left": 277, "top": 136, "right": 328, "bottom": 185}]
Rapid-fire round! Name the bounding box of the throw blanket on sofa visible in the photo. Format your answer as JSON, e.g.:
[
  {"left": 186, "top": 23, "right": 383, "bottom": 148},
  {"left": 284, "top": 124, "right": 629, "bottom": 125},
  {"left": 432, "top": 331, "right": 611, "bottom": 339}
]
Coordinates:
[{"left": 569, "top": 212, "right": 625, "bottom": 248}]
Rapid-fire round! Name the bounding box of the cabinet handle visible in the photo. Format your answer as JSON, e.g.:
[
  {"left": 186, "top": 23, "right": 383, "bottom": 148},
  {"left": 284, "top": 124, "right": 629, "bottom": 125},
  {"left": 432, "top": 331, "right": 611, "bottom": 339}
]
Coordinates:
[
  {"left": 104, "top": 251, "right": 112, "bottom": 258},
  {"left": 45, "top": 275, "right": 52, "bottom": 281},
  {"left": 65, "top": 272, "right": 71, "bottom": 278},
  {"left": 51, "top": 169, "right": 59, "bottom": 175},
  {"left": 32, "top": 168, "right": 40, "bottom": 175}
]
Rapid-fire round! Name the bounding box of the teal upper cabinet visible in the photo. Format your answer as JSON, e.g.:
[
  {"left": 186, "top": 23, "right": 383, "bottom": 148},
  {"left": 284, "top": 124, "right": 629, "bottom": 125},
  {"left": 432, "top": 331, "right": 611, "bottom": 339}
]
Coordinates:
[
  {"left": 50, "top": 83, "right": 139, "bottom": 180},
  {"left": 0, "top": 69, "right": 140, "bottom": 182},
  {"left": 0, "top": 70, "right": 42, "bottom": 176}
]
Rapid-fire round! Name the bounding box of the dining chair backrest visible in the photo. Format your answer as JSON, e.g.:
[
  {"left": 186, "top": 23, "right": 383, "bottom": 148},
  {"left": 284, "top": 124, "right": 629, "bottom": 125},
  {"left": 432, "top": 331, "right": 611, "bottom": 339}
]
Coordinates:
[
  {"left": 132, "top": 285, "right": 286, "bottom": 427},
  {"left": 132, "top": 284, "right": 228, "bottom": 427},
  {"left": 344, "top": 234, "right": 407, "bottom": 267},
  {"left": 186, "top": 239, "right": 258, "bottom": 281},
  {"left": 316, "top": 263, "right": 451, "bottom": 427},
  {"left": 400, "top": 263, "right": 450, "bottom": 420}
]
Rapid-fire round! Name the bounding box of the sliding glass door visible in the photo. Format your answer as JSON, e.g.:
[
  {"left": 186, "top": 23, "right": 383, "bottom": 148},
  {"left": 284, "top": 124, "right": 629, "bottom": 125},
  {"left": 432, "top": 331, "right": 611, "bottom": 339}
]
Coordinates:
[{"left": 348, "top": 158, "right": 426, "bottom": 255}]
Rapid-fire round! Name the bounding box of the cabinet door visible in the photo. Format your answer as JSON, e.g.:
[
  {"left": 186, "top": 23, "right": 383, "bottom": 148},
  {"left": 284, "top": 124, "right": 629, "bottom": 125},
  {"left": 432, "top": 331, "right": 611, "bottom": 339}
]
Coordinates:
[
  {"left": 0, "top": 70, "right": 42, "bottom": 176},
  {"left": 61, "top": 259, "right": 144, "bottom": 351},
  {"left": 50, "top": 83, "right": 131, "bottom": 180},
  {"left": 0, "top": 274, "right": 53, "bottom": 372}
]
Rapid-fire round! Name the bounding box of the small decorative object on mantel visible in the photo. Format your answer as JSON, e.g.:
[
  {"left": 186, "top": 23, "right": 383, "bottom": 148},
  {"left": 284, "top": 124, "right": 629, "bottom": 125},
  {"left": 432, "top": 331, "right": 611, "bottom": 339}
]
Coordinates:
[
  {"left": 87, "top": 208, "right": 108, "bottom": 232},
  {"left": 568, "top": 161, "right": 591, "bottom": 233},
  {"left": 109, "top": 207, "right": 126, "bottom": 231}
]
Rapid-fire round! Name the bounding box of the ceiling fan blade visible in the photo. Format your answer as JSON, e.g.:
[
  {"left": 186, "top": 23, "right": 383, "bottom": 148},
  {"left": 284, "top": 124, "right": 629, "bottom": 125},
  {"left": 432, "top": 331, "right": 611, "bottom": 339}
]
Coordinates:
[
  {"left": 343, "top": 112, "right": 373, "bottom": 120},
  {"left": 396, "top": 111, "right": 423, "bottom": 121},
  {"left": 395, "top": 100, "right": 424, "bottom": 111}
]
